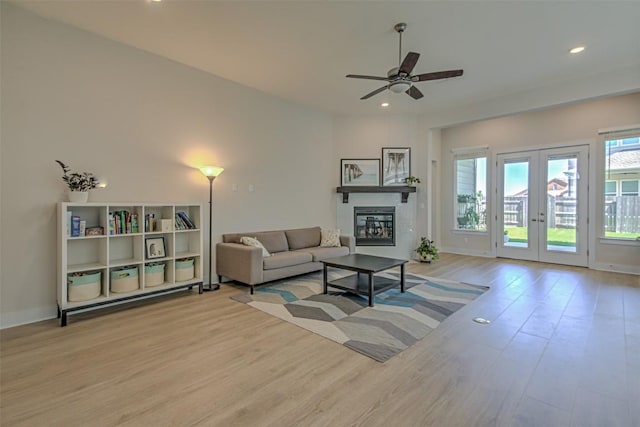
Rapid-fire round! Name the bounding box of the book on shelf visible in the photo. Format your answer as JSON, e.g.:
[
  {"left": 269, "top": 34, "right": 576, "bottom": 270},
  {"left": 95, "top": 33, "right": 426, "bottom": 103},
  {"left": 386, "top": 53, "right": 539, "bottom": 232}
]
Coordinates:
[
  {"left": 71, "top": 216, "right": 81, "bottom": 237},
  {"left": 131, "top": 213, "right": 139, "bottom": 233},
  {"left": 79, "top": 220, "right": 86, "bottom": 237},
  {"left": 177, "top": 211, "right": 196, "bottom": 229},
  {"left": 66, "top": 211, "right": 72, "bottom": 237}
]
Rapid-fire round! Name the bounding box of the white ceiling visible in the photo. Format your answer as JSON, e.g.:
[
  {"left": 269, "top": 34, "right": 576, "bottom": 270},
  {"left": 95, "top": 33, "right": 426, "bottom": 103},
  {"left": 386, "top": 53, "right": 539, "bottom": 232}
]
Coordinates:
[{"left": 12, "top": 1, "right": 640, "bottom": 117}]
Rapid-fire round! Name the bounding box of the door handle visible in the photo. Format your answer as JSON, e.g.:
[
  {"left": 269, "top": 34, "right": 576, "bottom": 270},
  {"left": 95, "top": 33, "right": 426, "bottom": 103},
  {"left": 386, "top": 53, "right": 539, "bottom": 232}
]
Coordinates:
[{"left": 531, "top": 218, "right": 537, "bottom": 222}]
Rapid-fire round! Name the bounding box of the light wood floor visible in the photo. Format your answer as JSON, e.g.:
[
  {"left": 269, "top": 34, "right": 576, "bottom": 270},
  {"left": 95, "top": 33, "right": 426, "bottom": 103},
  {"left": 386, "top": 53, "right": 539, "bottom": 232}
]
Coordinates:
[{"left": 1, "top": 254, "right": 639, "bottom": 427}]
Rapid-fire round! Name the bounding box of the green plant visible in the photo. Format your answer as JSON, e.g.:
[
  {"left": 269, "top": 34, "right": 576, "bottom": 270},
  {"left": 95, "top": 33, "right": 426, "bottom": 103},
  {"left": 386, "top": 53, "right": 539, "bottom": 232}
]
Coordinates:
[
  {"left": 504, "top": 230, "right": 509, "bottom": 235},
  {"left": 405, "top": 176, "right": 421, "bottom": 186},
  {"left": 457, "top": 193, "right": 477, "bottom": 203},
  {"left": 416, "top": 237, "right": 439, "bottom": 260},
  {"left": 56, "top": 160, "right": 98, "bottom": 191}
]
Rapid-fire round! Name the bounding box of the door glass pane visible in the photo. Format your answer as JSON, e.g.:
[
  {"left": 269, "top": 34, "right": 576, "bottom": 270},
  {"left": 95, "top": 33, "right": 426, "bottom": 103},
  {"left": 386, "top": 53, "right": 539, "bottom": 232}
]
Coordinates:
[
  {"left": 546, "top": 155, "right": 577, "bottom": 252},
  {"left": 503, "top": 161, "right": 529, "bottom": 247}
]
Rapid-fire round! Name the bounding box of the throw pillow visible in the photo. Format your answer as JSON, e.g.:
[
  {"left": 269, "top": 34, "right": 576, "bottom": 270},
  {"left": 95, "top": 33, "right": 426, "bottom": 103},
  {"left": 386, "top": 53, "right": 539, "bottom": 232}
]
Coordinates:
[
  {"left": 240, "top": 236, "right": 271, "bottom": 257},
  {"left": 320, "top": 229, "right": 341, "bottom": 247}
]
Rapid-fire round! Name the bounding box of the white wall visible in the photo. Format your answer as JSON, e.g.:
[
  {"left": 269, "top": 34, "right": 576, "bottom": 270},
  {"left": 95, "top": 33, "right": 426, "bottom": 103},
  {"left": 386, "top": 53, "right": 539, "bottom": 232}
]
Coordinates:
[
  {"left": 438, "top": 92, "right": 640, "bottom": 272},
  {"left": 332, "top": 114, "right": 428, "bottom": 258},
  {"left": 0, "top": 4, "right": 335, "bottom": 328}
]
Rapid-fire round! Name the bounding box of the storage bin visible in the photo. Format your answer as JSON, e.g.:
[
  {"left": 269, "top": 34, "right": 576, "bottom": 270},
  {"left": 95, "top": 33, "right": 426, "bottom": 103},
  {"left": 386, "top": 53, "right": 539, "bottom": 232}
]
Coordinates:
[
  {"left": 68, "top": 271, "right": 102, "bottom": 302},
  {"left": 175, "top": 258, "right": 195, "bottom": 282},
  {"left": 110, "top": 266, "right": 139, "bottom": 293},
  {"left": 145, "top": 263, "right": 165, "bottom": 287}
]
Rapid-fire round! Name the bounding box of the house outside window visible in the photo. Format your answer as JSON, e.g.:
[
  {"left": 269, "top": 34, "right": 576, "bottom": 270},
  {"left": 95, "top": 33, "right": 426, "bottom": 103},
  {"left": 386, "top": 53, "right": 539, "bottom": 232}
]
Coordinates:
[
  {"left": 454, "top": 154, "right": 487, "bottom": 231},
  {"left": 603, "top": 134, "right": 640, "bottom": 239}
]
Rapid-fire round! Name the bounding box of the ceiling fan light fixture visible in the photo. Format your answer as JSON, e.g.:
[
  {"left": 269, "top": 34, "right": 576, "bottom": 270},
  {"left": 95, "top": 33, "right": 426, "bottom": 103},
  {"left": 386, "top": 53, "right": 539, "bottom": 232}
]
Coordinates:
[
  {"left": 569, "top": 46, "right": 585, "bottom": 54},
  {"left": 389, "top": 81, "right": 411, "bottom": 93}
]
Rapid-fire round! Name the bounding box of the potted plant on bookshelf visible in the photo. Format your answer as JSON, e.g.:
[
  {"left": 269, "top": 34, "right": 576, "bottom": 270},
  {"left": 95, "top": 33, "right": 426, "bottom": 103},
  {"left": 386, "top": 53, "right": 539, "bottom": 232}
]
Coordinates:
[
  {"left": 416, "top": 237, "right": 439, "bottom": 263},
  {"left": 55, "top": 160, "right": 99, "bottom": 203}
]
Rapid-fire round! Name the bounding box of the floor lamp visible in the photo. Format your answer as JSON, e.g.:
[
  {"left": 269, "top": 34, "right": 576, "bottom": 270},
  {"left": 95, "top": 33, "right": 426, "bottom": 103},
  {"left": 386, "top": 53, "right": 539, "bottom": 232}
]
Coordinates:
[{"left": 200, "top": 166, "right": 224, "bottom": 292}]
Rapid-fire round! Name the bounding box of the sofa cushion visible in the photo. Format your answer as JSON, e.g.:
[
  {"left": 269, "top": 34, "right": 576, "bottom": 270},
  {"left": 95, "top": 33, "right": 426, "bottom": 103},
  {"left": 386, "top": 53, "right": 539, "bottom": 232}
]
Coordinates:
[
  {"left": 252, "top": 231, "right": 289, "bottom": 253},
  {"left": 285, "top": 227, "right": 321, "bottom": 250},
  {"left": 223, "top": 231, "right": 289, "bottom": 253},
  {"left": 296, "top": 246, "right": 349, "bottom": 262},
  {"left": 263, "top": 251, "right": 313, "bottom": 270},
  {"left": 240, "top": 236, "right": 270, "bottom": 257},
  {"left": 320, "top": 228, "right": 341, "bottom": 247}
]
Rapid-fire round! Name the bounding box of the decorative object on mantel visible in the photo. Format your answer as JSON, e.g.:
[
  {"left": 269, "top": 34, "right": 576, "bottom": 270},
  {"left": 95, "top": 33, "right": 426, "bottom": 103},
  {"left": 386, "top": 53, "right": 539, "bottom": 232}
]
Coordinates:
[
  {"left": 405, "top": 176, "right": 421, "bottom": 186},
  {"left": 336, "top": 185, "right": 416, "bottom": 203},
  {"left": 416, "top": 237, "right": 439, "bottom": 263},
  {"left": 55, "top": 160, "right": 98, "bottom": 203},
  {"left": 382, "top": 147, "right": 411, "bottom": 186},
  {"left": 199, "top": 165, "right": 224, "bottom": 292},
  {"left": 340, "top": 159, "right": 380, "bottom": 187}
]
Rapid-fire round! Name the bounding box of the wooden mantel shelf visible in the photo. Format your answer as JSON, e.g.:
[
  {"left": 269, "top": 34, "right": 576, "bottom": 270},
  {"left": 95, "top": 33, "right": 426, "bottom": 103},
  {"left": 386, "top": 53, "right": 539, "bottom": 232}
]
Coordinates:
[{"left": 336, "top": 186, "right": 416, "bottom": 203}]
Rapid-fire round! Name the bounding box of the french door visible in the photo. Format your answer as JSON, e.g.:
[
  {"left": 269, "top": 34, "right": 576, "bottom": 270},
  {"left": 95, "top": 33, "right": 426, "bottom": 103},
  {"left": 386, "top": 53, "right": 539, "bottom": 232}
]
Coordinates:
[{"left": 496, "top": 146, "right": 589, "bottom": 266}]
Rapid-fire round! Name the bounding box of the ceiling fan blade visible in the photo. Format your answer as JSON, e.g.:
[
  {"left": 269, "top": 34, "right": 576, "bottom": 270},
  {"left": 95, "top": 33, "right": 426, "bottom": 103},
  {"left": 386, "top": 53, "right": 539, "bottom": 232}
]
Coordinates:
[
  {"left": 361, "top": 85, "right": 388, "bottom": 100},
  {"left": 398, "top": 52, "right": 420, "bottom": 75},
  {"left": 346, "top": 74, "right": 389, "bottom": 81},
  {"left": 406, "top": 85, "right": 424, "bottom": 100},
  {"left": 414, "top": 69, "right": 464, "bottom": 82}
]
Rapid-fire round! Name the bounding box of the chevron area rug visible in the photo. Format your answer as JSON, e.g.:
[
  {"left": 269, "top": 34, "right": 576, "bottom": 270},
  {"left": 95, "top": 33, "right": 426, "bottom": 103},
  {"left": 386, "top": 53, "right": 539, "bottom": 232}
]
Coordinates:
[{"left": 232, "top": 271, "right": 489, "bottom": 362}]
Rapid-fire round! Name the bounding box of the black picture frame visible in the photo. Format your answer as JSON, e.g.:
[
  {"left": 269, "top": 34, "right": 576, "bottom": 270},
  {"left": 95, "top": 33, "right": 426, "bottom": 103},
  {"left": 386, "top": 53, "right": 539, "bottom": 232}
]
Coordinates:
[
  {"left": 146, "top": 237, "right": 166, "bottom": 259},
  {"left": 381, "top": 147, "right": 411, "bottom": 186},
  {"left": 340, "top": 158, "right": 380, "bottom": 187}
]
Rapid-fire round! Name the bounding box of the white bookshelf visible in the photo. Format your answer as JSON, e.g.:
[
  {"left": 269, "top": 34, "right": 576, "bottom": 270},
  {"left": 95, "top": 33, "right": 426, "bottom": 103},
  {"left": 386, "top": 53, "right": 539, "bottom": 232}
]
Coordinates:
[{"left": 57, "top": 202, "right": 203, "bottom": 326}]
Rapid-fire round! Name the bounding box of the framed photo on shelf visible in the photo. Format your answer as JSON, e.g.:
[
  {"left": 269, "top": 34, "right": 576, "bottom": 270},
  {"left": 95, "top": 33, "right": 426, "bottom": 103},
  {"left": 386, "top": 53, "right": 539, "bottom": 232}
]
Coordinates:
[
  {"left": 340, "top": 159, "right": 380, "bottom": 187},
  {"left": 145, "top": 237, "right": 166, "bottom": 259},
  {"left": 381, "top": 147, "right": 411, "bottom": 186}
]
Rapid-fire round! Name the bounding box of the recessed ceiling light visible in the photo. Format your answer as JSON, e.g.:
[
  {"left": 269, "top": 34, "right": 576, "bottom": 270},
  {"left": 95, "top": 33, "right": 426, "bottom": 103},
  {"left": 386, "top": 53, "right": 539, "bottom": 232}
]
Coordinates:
[
  {"left": 569, "top": 46, "right": 585, "bottom": 54},
  {"left": 381, "top": 102, "right": 389, "bottom": 108}
]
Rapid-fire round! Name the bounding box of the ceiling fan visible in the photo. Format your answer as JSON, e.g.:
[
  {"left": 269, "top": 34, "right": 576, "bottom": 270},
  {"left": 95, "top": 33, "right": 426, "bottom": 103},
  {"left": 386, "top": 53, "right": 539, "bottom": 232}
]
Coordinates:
[{"left": 346, "top": 23, "right": 464, "bottom": 100}]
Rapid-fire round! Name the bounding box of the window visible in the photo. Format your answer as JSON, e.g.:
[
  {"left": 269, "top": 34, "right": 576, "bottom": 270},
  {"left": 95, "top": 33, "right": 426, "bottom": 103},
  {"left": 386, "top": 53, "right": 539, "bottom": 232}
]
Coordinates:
[
  {"left": 621, "top": 180, "right": 639, "bottom": 196},
  {"left": 602, "top": 130, "right": 640, "bottom": 239},
  {"left": 454, "top": 153, "right": 487, "bottom": 231},
  {"left": 604, "top": 180, "right": 617, "bottom": 198}
]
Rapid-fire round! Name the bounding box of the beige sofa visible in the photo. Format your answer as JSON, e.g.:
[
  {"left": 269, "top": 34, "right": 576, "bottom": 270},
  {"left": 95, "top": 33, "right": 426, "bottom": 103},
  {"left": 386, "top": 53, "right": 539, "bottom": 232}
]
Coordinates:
[{"left": 217, "top": 226, "right": 355, "bottom": 293}]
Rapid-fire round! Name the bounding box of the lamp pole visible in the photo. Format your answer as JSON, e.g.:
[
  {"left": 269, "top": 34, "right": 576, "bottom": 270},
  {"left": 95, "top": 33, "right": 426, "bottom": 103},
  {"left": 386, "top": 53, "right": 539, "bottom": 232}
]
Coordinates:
[
  {"left": 199, "top": 166, "right": 224, "bottom": 292},
  {"left": 205, "top": 175, "right": 219, "bottom": 291}
]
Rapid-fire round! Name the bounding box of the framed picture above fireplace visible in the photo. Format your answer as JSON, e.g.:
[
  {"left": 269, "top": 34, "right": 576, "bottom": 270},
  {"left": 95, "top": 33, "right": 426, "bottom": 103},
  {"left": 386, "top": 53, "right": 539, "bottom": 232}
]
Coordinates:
[
  {"left": 341, "top": 159, "right": 380, "bottom": 187},
  {"left": 382, "top": 147, "right": 411, "bottom": 186}
]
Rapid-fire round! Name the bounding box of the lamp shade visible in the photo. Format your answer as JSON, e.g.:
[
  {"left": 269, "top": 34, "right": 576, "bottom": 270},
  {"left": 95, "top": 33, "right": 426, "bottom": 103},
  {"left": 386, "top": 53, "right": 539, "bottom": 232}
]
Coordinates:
[
  {"left": 200, "top": 166, "right": 224, "bottom": 178},
  {"left": 389, "top": 81, "right": 411, "bottom": 93}
]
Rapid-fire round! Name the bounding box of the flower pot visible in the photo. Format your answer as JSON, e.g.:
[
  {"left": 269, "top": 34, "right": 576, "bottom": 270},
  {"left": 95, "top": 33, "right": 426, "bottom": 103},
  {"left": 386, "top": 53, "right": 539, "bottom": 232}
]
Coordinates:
[
  {"left": 68, "top": 191, "right": 89, "bottom": 203},
  {"left": 419, "top": 253, "right": 433, "bottom": 263}
]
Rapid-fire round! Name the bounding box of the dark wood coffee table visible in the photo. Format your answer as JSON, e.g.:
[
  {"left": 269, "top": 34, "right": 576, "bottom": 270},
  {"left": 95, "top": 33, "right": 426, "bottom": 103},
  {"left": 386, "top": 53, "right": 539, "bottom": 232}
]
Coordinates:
[{"left": 321, "top": 254, "right": 408, "bottom": 307}]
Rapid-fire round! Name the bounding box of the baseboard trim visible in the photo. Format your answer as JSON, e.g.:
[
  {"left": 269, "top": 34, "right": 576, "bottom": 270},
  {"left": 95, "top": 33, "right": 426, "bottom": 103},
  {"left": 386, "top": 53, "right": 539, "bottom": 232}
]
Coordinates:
[
  {"left": 1, "top": 307, "right": 57, "bottom": 330},
  {"left": 590, "top": 262, "right": 640, "bottom": 275},
  {"left": 440, "top": 247, "right": 495, "bottom": 258}
]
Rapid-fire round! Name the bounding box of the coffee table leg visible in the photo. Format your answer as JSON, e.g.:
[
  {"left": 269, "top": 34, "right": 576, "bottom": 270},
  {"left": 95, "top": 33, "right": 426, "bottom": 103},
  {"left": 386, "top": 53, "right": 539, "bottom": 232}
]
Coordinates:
[
  {"left": 401, "top": 263, "right": 405, "bottom": 293},
  {"left": 368, "top": 272, "right": 374, "bottom": 307},
  {"left": 323, "top": 264, "right": 328, "bottom": 294}
]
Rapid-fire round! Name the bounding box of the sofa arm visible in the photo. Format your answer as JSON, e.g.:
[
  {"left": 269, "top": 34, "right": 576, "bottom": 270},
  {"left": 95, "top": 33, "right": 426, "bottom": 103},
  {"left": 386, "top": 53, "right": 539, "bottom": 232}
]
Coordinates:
[
  {"left": 340, "top": 235, "right": 355, "bottom": 253},
  {"left": 216, "top": 243, "right": 264, "bottom": 285}
]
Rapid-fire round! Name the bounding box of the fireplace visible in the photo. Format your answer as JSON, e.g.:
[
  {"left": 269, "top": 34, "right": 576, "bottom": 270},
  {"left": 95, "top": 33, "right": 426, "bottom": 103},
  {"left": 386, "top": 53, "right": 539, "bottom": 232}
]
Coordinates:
[{"left": 354, "top": 207, "right": 395, "bottom": 246}]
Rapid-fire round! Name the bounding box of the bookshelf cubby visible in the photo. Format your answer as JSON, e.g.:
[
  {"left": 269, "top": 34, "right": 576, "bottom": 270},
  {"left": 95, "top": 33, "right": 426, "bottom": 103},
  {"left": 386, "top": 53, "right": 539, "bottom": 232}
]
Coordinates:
[{"left": 57, "top": 202, "right": 203, "bottom": 326}]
